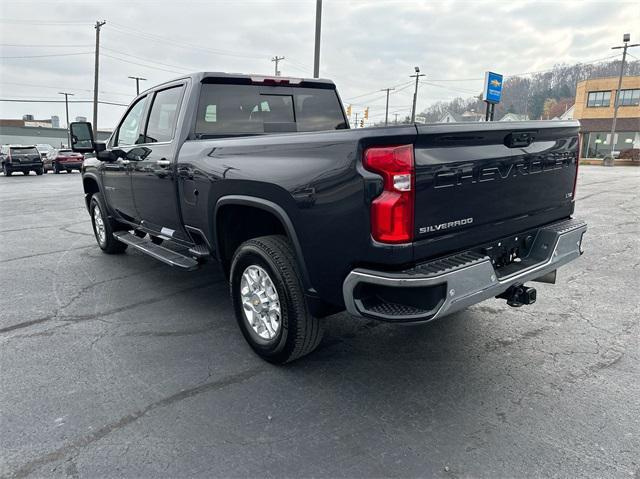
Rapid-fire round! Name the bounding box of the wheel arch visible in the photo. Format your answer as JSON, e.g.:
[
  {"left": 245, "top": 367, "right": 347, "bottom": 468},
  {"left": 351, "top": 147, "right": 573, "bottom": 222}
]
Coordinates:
[
  {"left": 82, "top": 174, "right": 101, "bottom": 210},
  {"left": 214, "top": 195, "right": 313, "bottom": 292}
]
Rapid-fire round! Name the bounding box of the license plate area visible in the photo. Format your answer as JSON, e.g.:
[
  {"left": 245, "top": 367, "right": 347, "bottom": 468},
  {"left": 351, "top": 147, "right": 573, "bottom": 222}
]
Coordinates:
[{"left": 473, "top": 228, "right": 539, "bottom": 275}]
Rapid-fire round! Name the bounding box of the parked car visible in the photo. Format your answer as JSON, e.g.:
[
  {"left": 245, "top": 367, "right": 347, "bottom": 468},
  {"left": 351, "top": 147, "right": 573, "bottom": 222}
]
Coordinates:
[
  {"left": 70, "top": 72, "right": 587, "bottom": 363},
  {"left": 43, "top": 149, "right": 84, "bottom": 173},
  {"left": 35, "top": 143, "right": 54, "bottom": 160},
  {"left": 0, "top": 145, "right": 43, "bottom": 176}
]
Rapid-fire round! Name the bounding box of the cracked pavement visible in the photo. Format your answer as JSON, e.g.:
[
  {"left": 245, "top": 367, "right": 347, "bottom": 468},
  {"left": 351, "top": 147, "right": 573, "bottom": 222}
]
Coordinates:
[{"left": 1, "top": 167, "right": 638, "bottom": 478}]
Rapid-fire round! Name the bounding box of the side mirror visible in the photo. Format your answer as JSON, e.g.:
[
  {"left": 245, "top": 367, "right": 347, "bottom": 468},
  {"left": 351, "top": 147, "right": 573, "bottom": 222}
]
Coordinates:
[{"left": 70, "top": 122, "right": 95, "bottom": 153}]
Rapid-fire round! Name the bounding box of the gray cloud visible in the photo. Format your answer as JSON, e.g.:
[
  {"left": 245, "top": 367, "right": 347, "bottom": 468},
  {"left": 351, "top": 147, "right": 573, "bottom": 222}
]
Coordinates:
[{"left": 1, "top": 0, "right": 638, "bottom": 128}]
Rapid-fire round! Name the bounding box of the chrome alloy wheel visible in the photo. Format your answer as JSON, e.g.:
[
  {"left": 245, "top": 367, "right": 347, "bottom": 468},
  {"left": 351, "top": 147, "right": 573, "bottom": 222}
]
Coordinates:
[
  {"left": 93, "top": 207, "right": 106, "bottom": 245},
  {"left": 240, "top": 265, "right": 281, "bottom": 340}
]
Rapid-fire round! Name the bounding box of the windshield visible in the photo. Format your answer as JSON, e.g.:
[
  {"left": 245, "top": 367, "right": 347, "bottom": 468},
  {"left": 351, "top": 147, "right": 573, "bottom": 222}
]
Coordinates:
[
  {"left": 10, "top": 147, "right": 39, "bottom": 155},
  {"left": 195, "top": 83, "right": 347, "bottom": 137}
]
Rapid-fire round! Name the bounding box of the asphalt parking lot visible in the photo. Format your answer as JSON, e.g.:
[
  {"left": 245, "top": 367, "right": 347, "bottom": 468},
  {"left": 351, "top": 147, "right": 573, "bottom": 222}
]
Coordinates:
[{"left": 1, "top": 166, "right": 638, "bottom": 478}]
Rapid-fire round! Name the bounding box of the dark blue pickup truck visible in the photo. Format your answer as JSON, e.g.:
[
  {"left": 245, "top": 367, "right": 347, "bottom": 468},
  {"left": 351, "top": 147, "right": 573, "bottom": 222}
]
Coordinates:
[{"left": 69, "top": 72, "right": 586, "bottom": 363}]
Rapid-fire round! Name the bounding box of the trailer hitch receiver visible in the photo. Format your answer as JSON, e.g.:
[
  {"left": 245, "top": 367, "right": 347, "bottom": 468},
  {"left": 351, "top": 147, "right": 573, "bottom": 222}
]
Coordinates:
[{"left": 497, "top": 284, "right": 537, "bottom": 308}]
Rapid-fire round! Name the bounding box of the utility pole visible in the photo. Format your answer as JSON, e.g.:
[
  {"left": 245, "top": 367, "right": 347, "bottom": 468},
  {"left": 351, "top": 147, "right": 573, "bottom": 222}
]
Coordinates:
[
  {"left": 607, "top": 33, "right": 639, "bottom": 166},
  {"left": 128, "top": 76, "right": 147, "bottom": 95},
  {"left": 394, "top": 113, "right": 399, "bottom": 125},
  {"left": 59, "top": 92, "right": 74, "bottom": 147},
  {"left": 271, "top": 56, "right": 285, "bottom": 76},
  {"left": 380, "top": 87, "right": 395, "bottom": 126},
  {"left": 354, "top": 112, "right": 359, "bottom": 128},
  {"left": 313, "top": 0, "right": 322, "bottom": 78},
  {"left": 410, "top": 66, "right": 425, "bottom": 123},
  {"left": 92, "top": 20, "right": 106, "bottom": 132}
]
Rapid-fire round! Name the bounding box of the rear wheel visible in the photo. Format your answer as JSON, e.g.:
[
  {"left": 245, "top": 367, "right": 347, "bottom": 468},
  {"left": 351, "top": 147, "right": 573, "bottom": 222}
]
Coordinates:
[
  {"left": 230, "top": 235, "right": 323, "bottom": 364},
  {"left": 66, "top": 168, "right": 72, "bottom": 173},
  {"left": 54, "top": 163, "right": 60, "bottom": 174},
  {"left": 36, "top": 168, "right": 43, "bottom": 176},
  {"left": 89, "top": 193, "right": 128, "bottom": 254},
  {"left": 3, "top": 164, "right": 12, "bottom": 176},
  {"left": 23, "top": 171, "right": 29, "bottom": 176}
]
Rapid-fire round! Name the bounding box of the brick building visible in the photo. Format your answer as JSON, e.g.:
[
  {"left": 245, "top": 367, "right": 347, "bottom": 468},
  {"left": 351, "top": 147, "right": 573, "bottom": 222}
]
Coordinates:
[{"left": 573, "top": 76, "right": 640, "bottom": 162}]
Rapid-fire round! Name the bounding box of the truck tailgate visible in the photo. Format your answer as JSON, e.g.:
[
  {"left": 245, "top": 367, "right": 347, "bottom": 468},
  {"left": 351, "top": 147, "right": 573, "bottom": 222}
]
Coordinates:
[{"left": 412, "top": 121, "right": 580, "bottom": 260}]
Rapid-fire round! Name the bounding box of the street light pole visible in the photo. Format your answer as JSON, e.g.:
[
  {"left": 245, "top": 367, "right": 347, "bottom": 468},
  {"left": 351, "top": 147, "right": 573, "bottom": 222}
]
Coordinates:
[
  {"left": 59, "top": 92, "right": 74, "bottom": 147},
  {"left": 410, "top": 66, "right": 425, "bottom": 123},
  {"left": 381, "top": 87, "right": 395, "bottom": 126},
  {"left": 313, "top": 0, "right": 322, "bottom": 78},
  {"left": 607, "top": 33, "right": 639, "bottom": 166},
  {"left": 128, "top": 76, "right": 147, "bottom": 95}
]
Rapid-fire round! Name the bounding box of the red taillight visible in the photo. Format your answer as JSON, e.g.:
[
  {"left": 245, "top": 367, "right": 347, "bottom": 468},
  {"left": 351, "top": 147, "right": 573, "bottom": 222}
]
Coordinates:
[{"left": 363, "top": 144, "right": 414, "bottom": 244}]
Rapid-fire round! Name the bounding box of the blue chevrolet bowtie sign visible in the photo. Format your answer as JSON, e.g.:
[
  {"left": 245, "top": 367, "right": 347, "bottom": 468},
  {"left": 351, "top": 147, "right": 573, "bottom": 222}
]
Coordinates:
[{"left": 482, "top": 71, "right": 503, "bottom": 104}]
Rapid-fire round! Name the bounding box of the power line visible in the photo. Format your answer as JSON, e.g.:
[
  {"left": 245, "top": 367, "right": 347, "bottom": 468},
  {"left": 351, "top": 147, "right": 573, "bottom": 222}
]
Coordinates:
[
  {"left": 0, "top": 43, "right": 94, "bottom": 48},
  {"left": 343, "top": 80, "right": 413, "bottom": 101},
  {"left": 101, "top": 47, "right": 192, "bottom": 73},
  {"left": 420, "top": 81, "right": 479, "bottom": 95},
  {"left": 0, "top": 80, "right": 132, "bottom": 98},
  {"left": 0, "top": 19, "right": 90, "bottom": 25},
  {"left": 101, "top": 52, "right": 186, "bottom": 75},
  {"left": 108, "top": 23, "right": 268, "bottom": 60},
  {"left": 0, "top": 98, "right": 128, "bottom": 106},
  {"left": 0, "top": 51, "right": 92, "bottom": 59}
]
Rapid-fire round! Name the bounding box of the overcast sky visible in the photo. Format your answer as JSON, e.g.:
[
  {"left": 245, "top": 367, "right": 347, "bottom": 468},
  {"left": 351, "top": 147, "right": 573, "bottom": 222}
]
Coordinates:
[{"left": 1, "top": 0, "right": 639, "bottom": 129}]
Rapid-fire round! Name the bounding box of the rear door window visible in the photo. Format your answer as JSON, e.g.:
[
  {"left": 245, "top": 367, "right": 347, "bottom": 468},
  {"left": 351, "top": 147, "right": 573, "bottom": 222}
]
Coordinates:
[{"left": 143, "top": 85, "right": 185, "bottom": 143}]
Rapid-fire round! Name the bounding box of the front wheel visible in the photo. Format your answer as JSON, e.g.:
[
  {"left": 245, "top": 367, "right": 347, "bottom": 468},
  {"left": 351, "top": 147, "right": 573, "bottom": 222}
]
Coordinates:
[
  {"left": 35, "top": 168, "right": 43, "bottom": 176},
  {"left": 230, "top": 235, "right": 323, "bottom": 364},
  {"left": 89, "top": 193, "right": 128, "bottom": 254}
]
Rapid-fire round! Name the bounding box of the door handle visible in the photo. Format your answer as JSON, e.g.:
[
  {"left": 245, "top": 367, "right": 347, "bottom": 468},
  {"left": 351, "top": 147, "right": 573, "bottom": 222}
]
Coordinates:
[{"left": 156, "top": 159, "right": 171, "bottom": 167}]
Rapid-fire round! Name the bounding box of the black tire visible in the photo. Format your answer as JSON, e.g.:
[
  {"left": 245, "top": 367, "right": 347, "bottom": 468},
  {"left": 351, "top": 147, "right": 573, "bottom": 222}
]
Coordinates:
[
  {"left": 66, "top": 168, "right": 72, "bottom": 173},
  {"left": 54, "top": 163, "right": 60, "bottom": 174},
  {"left": 23, "top": 171, "right": 29, "bottom": 176},
  {"left": 89, "top": 193, "right": 128, "bottom": 254},
  {"left": 36, "top": 168, "right": 43, "bottom": 176},
  {"left": 3, "top": 164, "right": 12, "bottom": 176},
  {"left": 230, "top": 235, "right": 323, "bottom": 364}
]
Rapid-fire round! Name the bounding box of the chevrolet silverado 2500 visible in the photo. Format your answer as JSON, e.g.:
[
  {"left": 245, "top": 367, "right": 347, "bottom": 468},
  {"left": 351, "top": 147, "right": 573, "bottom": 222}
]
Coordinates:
[{"left": 69, "top": 72, "right": 586, "bottom": 363}]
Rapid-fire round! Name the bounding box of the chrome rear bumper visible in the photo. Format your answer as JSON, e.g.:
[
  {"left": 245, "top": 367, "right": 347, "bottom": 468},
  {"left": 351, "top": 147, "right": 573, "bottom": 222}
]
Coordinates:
[{"left": 343, "top": 218, "right": 587, "bottom": 323}]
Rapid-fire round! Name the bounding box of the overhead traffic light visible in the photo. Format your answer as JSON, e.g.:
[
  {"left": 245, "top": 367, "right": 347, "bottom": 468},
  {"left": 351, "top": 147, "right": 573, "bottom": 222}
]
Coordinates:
[
  {"left": 360, "top": 119, "right": 364, "bottom": 128},
  {"left": 364, "top": 107, "right": 369, "bottom": 120},
  {"left": 346, "top": 104, "right": 352, "bottom": 116}
]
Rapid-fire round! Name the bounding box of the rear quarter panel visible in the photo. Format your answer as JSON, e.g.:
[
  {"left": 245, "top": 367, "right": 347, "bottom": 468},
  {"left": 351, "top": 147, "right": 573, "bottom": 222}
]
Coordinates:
[{"left": 177, "top": 126, "right": 417, "bottom": 305}]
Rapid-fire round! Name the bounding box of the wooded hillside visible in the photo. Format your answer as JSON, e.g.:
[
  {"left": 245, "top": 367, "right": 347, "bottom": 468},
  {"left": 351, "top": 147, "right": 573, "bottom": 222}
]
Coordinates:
[{"left": 418, "top": 59, "right": 640, "bottom": 122}]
